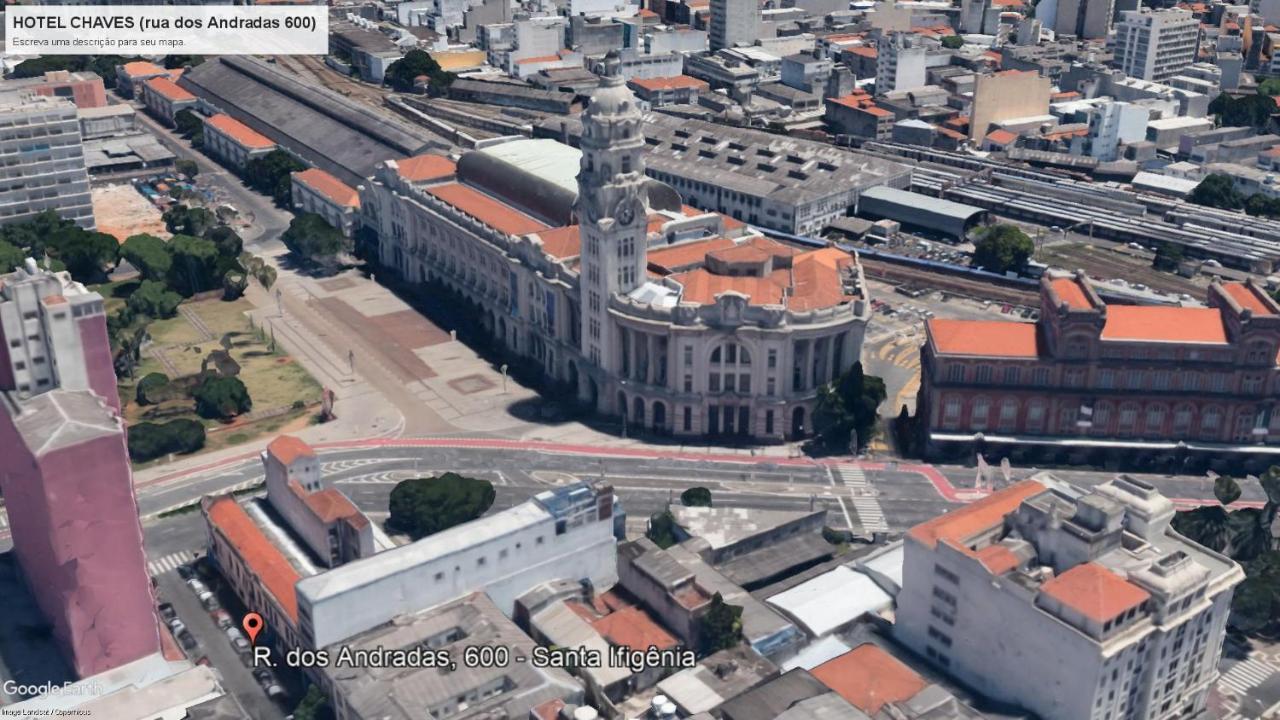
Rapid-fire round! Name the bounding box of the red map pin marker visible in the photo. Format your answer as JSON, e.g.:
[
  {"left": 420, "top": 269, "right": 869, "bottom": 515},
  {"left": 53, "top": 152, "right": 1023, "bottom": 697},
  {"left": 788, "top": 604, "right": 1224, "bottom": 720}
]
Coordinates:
[{"left": 243, "top": 613, "right": 264, "bottom": 645}]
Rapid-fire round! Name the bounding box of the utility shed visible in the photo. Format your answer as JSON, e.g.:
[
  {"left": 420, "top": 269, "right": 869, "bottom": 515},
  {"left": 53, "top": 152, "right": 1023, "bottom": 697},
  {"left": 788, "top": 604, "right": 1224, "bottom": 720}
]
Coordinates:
[{"left": 855, "top": 186, "right": 987, "bottom": 239}]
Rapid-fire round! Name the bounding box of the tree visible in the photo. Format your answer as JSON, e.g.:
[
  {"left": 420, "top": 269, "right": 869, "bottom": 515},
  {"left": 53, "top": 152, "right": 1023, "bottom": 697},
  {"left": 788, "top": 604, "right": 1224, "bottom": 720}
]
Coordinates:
[
  {"left": 175, "top": 159, "right": 199, "bottom": 178},
  {"left": 292, "top": 685, "right": 330, "bottom": 720},
  {"left": 282, "top": 213, "right": 345, "bottom": 262},
  {"left": 1171, "top": 505, "right": 1232, "bottom": 554},
  {"left": 646, "top": 510, "right": 679, "bottom": 549},
  {"left": 1188, "top": 174, "right": 1244, "bottom": 210},
  {"left": 120, "top": 233, "right": 172, "bottom": 281},
  {"left": 174, "top": 110, "right": 204, "bottom": 138},
  {"left": 0, "top": 210, "right": 71, "bottom": 256},
  {"left": 1260, "top": 78, "right": 1280, "bottom": 96},
  {"left": 43, "top": 226, "right": 118, "bottom": 284},
  {"left": 699, "top": 592, "right": 743, "bottom": 654},
  {"left": 812, "top": 362, "right": 887, "bottom": 451},
  {"left": 1215, "top": 476, "right": 1242, "bottom": 507},
  {"left": 386, "top": 473, "right": 495, "bottom": 539},
  {"left": 0, "top": 241, "right": 23, "bottom": 274},
  {"left": 243, "top": 150, "right": 306, "bottom": 206},
  {"left": 1209, "top": 92, "right": 1276, "bottom": 131},
  {"left": 167, "top": 234, "right": 220, "bottom": 296},
  {"left": 193, "top": 375, "right": 252, "bottom": 420},
  {"left": 223, "top": 270, "right": 248, "bottom": 300},
  {"left": 1245, "top": 193, "right": 1280, "bottom": 219},
  {"left": 164, "top": 55, "right": 203, "bottom": 70},
  {"left": 941, "top": 35, "right": 964, "bottom": 49},
  {"left": 136, "top": 372, "right": 171, "bottom": 405},
  {"left": 127, "top": 419, "right": 205, "bottom": 461},
  {"left": 127, "top": 280, "right": 182, "bottom": 320},
  {"left": 163, "top": 205, "right": 216, "bottom": 237},
  {"left": 971, "top": 224, "right": 1034, "bottom": 274},
  {"left": 206, "top": 225, "right": 243, "bottom": 260},
  {"left": 681, "top": 487, "right": 713, "bottom": 507},
  {"left": 384, "top": 49, "right": 455, "bottom": 93},
  {"left": 1152, "top": 242, "right": 1183, "bottom": 272}
]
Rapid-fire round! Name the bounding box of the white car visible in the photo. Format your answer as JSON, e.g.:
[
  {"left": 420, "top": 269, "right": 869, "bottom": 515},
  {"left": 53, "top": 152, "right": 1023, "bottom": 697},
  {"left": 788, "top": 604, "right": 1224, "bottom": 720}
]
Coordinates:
[{"left": 225, "top": 627, "right": 251, "bottom": 654}]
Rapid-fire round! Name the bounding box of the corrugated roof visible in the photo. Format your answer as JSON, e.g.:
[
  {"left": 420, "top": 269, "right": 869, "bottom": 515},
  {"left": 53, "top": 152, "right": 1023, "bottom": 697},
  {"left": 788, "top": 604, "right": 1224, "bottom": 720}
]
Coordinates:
[
  {"left": 1039, "top": 563, "right": 1150, "bottom": 623},
  {"left": 205, "top": 113, "right": 276, "bottom": 150},
  {"left": 293, "top": 168, "right": 360, "bottom": 208},
  {"left": 928, "top": 318, "right": 1042, "bottom": 358},
  {"left": 206, "top": 496, "right": 300, "bottom": 621}
]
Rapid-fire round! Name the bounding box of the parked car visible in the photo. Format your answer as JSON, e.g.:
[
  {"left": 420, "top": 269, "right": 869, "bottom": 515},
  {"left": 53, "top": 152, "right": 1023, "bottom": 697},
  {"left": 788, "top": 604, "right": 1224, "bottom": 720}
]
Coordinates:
[
  {"left": 253, "top": 670, "right": 287, "bottom": 701},
  {"left": 225, "top": 627, "right": 251, "bottom": 654},
  {"left": 176, "top": 565, "right": 195, "bottom": 581},
  {"left": 186, "top": 578, "right": 208, "bottom": 595},
  {"left": 158, "top": 602, "right": 176, "bottom": 621},
  {"left": 167, "top": 618, "right": 187, "bottom": 637},
  {"left": 212, "top": 610, "right": 233, "bottom": 630},
  {"left": 198, "top": 591, "right": 220, "bottom": 612},
  {"left": 178, "top": 631, "right": 197, "bottom": 651}
]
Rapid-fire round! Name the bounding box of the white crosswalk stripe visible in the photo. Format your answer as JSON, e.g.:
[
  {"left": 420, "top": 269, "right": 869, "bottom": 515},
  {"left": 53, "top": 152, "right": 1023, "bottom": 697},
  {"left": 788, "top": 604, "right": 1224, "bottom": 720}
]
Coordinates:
[
  {"left": 837, "top": 464, "right": 889, "bottom": 532},
  {"left": 147, "top": 551, "right": 192, "bottom": 578},
  {"left": 1218, "top": 658, "right": 1278, "bottom": 695},
  {"left": 0, "top": 508, "right": 8, "bottom": 529}
]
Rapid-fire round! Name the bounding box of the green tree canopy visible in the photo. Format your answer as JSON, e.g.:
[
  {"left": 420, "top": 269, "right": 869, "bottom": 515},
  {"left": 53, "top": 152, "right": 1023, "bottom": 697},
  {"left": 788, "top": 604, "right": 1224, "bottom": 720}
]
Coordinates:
[
  {"left": 167, "top": 234, "right": 220, "bottom": 296},
  {"left": 126, "top": 279, "right": 182, "bottom": 320},
  {"left": 971, "top": 224, "right": 1034, "bottom": 274},
  {"left": 1245, "top": 193, "right": 1280, "bottom": 219},
  {"left": 1260, "top": 78, "right": 1280, "bottom": 96},
  {"left": 135, "top": 372, "right": 171, "bottom": 405},
  {"left": 813, "top": 362, "right": 887, "bottom": 451},
  {"left": 175, "top": 159, "right": 199, "bottom": 178},
  {"left": 193, "top": 375, "right": 252, "bottom": 420},
  {"left": 127, "top": 419, "right": 206, "bottom": 461},
  {"left": 1188, "top": 174, "right": 1244, "bottom": 210},
  {"left": 0, "top": 240, "right": 23, "bottom": 274},
  {"left": 244, "top": 150, "right": 306, "bottom": 206},
  {"left": 174, "top": 110, "right": 204, "bottom": 138},
  {"left": 120, "top": 233, "right": 172, "bottom": 281},
  {"left": 0, "top": 209, "right": 71, "bottom": 256},
  {"left": 45, "top": 226, "right": 119, "bottom": 284},
  {"left": 163, "top": 205, "right": 216, "bottom": 237},
  {"left": 384, "top": 49, "right": 456, "bottom": 93},
  {"left": 680, "top": 487, "right": 713, "bottom": 507},
  {"left": 282, "top": 213, "right": 345, "bottom": 262},
  {"left": 941, "top": 35, "right": 964, "bottom": 49},
  {"left": 1209, "top": 92, "right": 1277, "bottom": 131},
  {"left": 646, "top": 510, "right": 679, "bottom": 549},
  {"left": 1151, "top": 242, "right": 1183, "bottom": 272},
  {"left": 291, "top": 685, "right": 329, "bottom": 720},
  {"left": 387, "top": 473, "right": 496, "bottom": 540},
  {"left": 699, "top": 592, "right": 744, "bottom": 654},
  {"left": 1215, "top": 476, "right": 1242, "bottom": 506},
  {"left": 205, "top": 225, "right": 243, "bottom": 260}
]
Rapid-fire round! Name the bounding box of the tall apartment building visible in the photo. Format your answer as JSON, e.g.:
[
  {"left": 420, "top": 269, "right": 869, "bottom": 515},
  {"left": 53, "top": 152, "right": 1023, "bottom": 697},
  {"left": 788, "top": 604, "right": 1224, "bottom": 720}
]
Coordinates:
[
  {"left": 918, "top": 272, "right": 1280, "bottom": 466},
  {"left": 1054, "top": 0, "right": 1114, "bottom": 38},
  {"left": 1113, "top": 9, "right": 1200, "bottom": 81},
  {"left": 875, "top": 32, "right": 927, "bottom": 95},
  {"left": 895, "top": 475, "right": 1242, "bottom": 720},
  {"left": 709, "top": 0, "right": 760, "bottom": 51},
  {"left": 0, "top": 95, "right": 94, "bottom": 229},
  {"left": 0, "top": 261, "right": 159, "bottom": 677}
]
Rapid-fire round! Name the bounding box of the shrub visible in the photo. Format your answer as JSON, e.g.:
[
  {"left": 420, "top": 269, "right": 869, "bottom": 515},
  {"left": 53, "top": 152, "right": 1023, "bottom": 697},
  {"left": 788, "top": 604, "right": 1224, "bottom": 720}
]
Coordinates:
[
  {"left": 127, "top": 419, "right": 205, "bottom": 461},
  {"left": 136, "top": 372, "right": 171, "bottom": 405}
]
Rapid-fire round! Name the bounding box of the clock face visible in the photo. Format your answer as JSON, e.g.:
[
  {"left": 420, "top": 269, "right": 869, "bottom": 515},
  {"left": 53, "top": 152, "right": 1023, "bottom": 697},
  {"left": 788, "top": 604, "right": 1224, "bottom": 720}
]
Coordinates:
[{"left": 615, "top": 199, "right": 636, "bottom": 226}]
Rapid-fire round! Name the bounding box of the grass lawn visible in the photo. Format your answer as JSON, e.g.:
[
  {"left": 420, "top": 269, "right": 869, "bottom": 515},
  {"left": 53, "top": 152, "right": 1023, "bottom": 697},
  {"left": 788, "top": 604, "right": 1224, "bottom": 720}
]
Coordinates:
[{"left": 118, "top": 296, "right": 323, "bottom": 467}]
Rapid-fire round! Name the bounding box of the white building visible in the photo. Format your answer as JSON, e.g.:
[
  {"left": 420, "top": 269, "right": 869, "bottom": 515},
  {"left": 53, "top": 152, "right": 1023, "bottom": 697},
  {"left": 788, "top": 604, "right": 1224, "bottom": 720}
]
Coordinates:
[
  {"left": 295, "top": 482, "right": 620, "bottom": 649},
  {"left": 1113, "top": 10, "right": 1199, "bottom": 81},
  {"left": 876, "top": 32, "right": 927, "bottom": 95},
  {"left": 1089, "top": 100, "right": 1148, "bottom": 160},
  {"left": 364, "top": 64, "right": 884, "bottom": 440},
  {"left": 261, "top": 437, "right": 375, "bottom": 569},
  {"left": 894, "top": 475, "right": 1243, "bottom": 720},
  {"left": 0, "top": 95, "right": 94, "bottom": 230},
  {"left": 291, "top": 168, "right": 361, "bottom": 238},
  {"left": 709, "top": 0, "right": 760, "bottom": 51},
  {"left": 202, "top": 113, "right": 276, "bottom": 169}
]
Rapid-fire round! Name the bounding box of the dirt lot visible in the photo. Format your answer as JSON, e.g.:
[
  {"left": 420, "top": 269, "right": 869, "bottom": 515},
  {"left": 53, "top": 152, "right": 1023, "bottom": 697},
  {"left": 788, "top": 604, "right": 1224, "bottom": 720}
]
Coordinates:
[
  {"left": 1035, "top": 241, "right": 1210, "bottom": 298},
  {"left": 92, "top": 184, "right": 168, "bottom": 242}
]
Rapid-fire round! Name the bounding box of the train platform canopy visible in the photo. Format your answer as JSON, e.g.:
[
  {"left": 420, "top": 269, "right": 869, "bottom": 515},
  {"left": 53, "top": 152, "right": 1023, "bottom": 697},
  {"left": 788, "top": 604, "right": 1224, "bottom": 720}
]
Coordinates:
[{"left": 856, "top": 186, "right": 987, "bottom": 239}]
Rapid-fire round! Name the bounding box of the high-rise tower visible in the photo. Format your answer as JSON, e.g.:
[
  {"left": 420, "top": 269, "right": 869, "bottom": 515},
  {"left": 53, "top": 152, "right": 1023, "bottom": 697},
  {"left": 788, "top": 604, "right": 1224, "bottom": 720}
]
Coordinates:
[{"left": 576, "top": 54, "right": 648, "bottom": 374}]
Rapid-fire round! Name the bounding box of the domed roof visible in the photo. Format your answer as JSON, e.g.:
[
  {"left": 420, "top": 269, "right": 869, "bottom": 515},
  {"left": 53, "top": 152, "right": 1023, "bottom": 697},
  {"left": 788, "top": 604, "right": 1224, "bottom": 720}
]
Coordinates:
[{"left": 583, "top": 51, "right": 640, "bottom": 121}]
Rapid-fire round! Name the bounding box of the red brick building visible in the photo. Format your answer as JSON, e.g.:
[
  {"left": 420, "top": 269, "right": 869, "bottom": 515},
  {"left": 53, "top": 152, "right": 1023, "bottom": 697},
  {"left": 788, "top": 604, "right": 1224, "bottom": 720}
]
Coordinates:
[{"left": 919, "top": 272, "right": 1280, "bottom": 470}]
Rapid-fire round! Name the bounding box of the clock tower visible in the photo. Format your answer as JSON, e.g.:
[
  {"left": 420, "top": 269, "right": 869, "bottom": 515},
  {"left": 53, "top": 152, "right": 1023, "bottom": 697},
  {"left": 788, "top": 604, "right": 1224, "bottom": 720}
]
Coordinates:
[{"left": 577, "top": 52, "right": 648, "bottom": 373}]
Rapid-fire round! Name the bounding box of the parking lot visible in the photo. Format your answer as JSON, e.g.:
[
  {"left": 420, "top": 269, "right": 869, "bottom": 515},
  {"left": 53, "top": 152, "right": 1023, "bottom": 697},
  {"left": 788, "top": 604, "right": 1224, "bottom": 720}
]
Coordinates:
[{"left": 154, "top": 559, "right": 294, "bottom": 719}]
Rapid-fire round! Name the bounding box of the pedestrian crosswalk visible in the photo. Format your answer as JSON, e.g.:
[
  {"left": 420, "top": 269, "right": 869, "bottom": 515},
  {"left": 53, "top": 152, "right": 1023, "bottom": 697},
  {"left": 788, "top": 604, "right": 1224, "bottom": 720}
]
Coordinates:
[
  {"left": 0, "top": 508, "right": 8, "bottom": 529},
  {"left": 1218, "top": 658, "right": 1278, "bottom": 696},
  {"left": 836, "top": 464, "right": 889, "bottom": 533},
  {"left": 147, "top": 551, "right": 192, "bottom": 578}
]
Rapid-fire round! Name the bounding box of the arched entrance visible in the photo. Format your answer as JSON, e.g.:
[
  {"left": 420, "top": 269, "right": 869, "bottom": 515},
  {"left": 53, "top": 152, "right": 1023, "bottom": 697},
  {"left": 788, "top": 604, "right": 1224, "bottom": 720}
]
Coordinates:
[
  {"left": 633, "top": 397, "right": 646, "bottom": 426},
  {"left": 587, "top": 377, "right": 599, "bottom": 408},
  {"left": 652, "top": 401, "right": 667, "bottom": 431},
  {"left": 791, "top": 407, "right": 806, "bottom": 438},
  {"left": 617, "top": 391, "right": 628, "bottom": 419}
]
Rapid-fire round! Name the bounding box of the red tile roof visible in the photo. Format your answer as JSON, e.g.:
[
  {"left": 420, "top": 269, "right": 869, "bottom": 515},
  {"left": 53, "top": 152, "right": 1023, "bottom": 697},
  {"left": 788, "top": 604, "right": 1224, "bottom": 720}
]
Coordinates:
[
  {"left": 1040, "top": 563, "right": 1150, "bottom": 623},
  {"left": 531, "top": 699, "right": 566, "bottom": 720},
  {"left": 927, "top": 318, "right": 1042, "bottom": 358},
  {"left": 397, "top": 154, "right": 457, "bottom": 183},
  {"left": 787, "top": 247, "right": 856, "bottom": 311},
  {"left": 301, "top": 486, "right": 363, "bottom": 524},
  {"left": 648, "top": 236, "right": 736, "bottom": 274},
  {"left": 1100, "top": 306, "right": 1228, "bottom": 345},
  {"left": 592, "top": 606, "right": 679, "bottom": 651},
  {"left": 121, "top": 61, "right": 168, "bottom": 78},
  {"left": 673, "top": 268, "right": 786, "bottom": 306},
  {"left": 205, "top": 114, "right": 276, "bottom": 150},
  {"left": 534, "top": 225, "right": 582, "bottom": 260},
  {"left": 426, "top": 183, "right": 550, "bottom": 237},
  {"left": 267, "top": 435, "right": 315, "bottom": 465},
  {"left": 629, "top": 75, "right": 709, "bottom": 92},
  {"left": 206, "top": 496, "right": 300, "bottom": 621},
  {"left": 515, "top": 54, "right": 562, "bottom": 65},
  {"left": 1049, "top": 277, "right": 1093, "bottom": 310},
  {"left": 144, "top": 76, "right": 196, "bottom": 103},
  {"left": 985, "top": 129, "right": 1018, "bottom": 145},
  {"left": 907, "top": 480, "right": 1045, "bottom": 550},
  {"left": 812, "top": 644, "right": 928, "bottom": 715},
  {"left": 975, "top": 544, "right": 1021, "bottom": 575},
  {"left": 1223, "top": 282, "right": 1275, "bottom": 315},
  {"left": 43, "top": 294, "right": 67, "bottom": 305},
  {"left": 293, "top": 168, "right": 360, "bottom": 208},
  {"left": 846, "top": 46, "right": 878, "bottom": 58}
]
